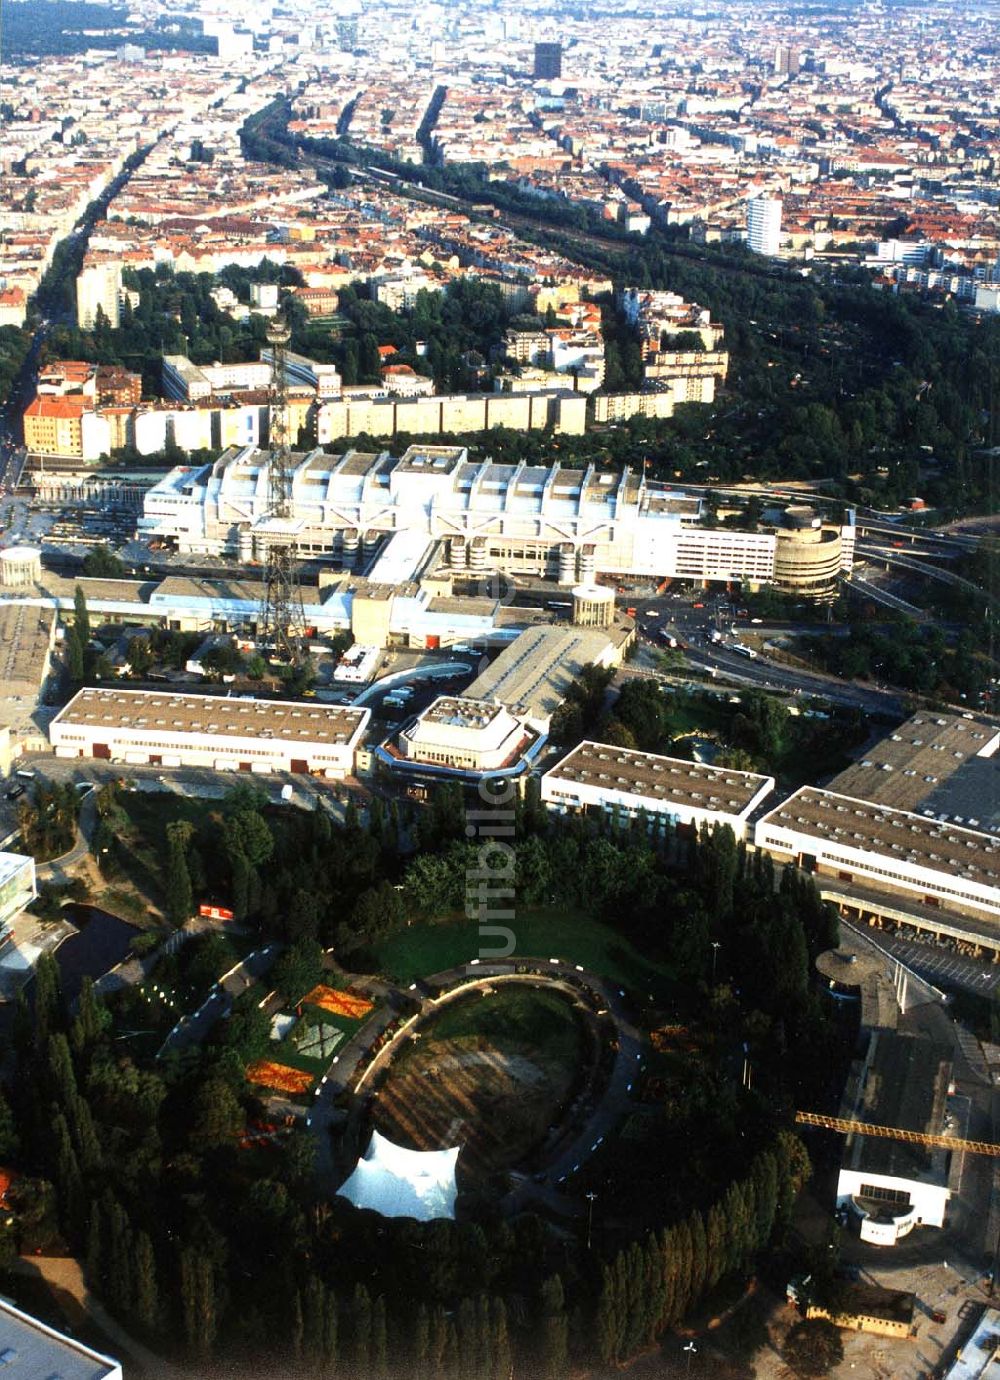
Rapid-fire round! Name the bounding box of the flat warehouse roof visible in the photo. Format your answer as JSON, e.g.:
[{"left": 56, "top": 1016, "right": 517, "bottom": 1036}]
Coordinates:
[
  {"left": 849, "top": 1031, "right": 952, "bottom": 1179},
  {"left": 828, "top": 711, "right": 999, "bottom": 814},
  {"left": 0, "top": 1295, "right": 120, "bottom": 1379},
  {"left": 152, "top": 575, "right": 325, "bottom": 607},
  {"left": 0, "top": 604, "right": 53, "bottom": 694},
  {"left": 758, "top": 786, "right": 1000, "bottom": 886},
  {"left": 0, "top": 852, "right": 33, "bottom": 887},
  {"left": 544, "top": 741, "right": 773, "bottom": 815},
  {"left": 52, "top": 689, "right": 367, "bottom": 746},
  {"left": 467, "top": 626, "right": 613, "bottom": 720}
]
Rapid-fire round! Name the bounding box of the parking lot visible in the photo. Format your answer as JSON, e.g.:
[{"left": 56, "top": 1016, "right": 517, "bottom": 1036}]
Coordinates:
[{"left": 845, "top": 924, "right": 1000, "bottom": 999}]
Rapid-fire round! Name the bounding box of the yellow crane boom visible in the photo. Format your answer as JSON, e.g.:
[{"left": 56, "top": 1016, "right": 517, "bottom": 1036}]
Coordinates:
[{"left": 794, "top": 1110, "right": 1000, "bottom": 1158}]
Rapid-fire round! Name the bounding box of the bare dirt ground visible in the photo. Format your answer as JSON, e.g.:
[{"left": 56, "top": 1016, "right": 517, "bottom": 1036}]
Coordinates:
[{"left": 374, "top": 1032, "right": 579, "bottom": 1180}]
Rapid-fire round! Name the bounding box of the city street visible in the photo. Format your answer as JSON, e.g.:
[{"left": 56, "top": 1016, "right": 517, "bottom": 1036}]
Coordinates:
[{"left": 627, "top": 592, "right": 906, "bottom": 716}]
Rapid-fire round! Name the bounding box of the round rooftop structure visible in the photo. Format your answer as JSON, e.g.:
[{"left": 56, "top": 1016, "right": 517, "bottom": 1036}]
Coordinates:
[
  {"left": 783, "top": 504, "right": 822, "bottom": 530},
  {"left": 572, "top": 583, "right": 615, "bottom": 628},
  {"left": 0, "top": 546, "right": 42, "bottom": 588},
  {"left": 815, "top": 947, "right": 881, "bottom": 991}
]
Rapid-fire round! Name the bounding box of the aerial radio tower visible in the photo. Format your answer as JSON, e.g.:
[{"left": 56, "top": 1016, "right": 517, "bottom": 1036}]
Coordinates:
[{"left": 257, "top": 317, "right": 305, "bottom": 664}]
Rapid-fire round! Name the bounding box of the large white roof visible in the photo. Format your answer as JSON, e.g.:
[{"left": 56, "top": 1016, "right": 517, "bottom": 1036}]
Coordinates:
[{"left": 337, "top": 1130, "right": 460, "bottom": 1221}]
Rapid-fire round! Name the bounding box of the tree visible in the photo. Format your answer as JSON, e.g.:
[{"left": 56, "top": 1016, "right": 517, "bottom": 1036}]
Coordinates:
[
  {"left": 126, "top": 635, "right": 152, "bottom": 677},
  {"left": 0, "top": 1089, "right": 19, "bottom": 1161},
  {"left": 351, "top": 1282, "right": 372, "bottom": 1373},
  {"left": 133, "top": 1229, "right": 159, "bottom": 1331},
  {"left": 187, "top": 1076, "right": 243, "bottom": 1152},
  {"left": 69, "top": 977, "right": 110, "bottom": 1059},
  {"left": 372, "top": 1295, "right": 388, "bottom": 1376},
  {"left": 165, "top": 820, "right": 194, "bottom": 925},
  {"left": 82, "top": 547, "right": 125, "bottom": 578},
  {"left": 33, "top": 954, "right": 65, "bottom": 1049},
  {"left": 272, "top": 940, "right": 323, "bottom": 1004},
  {"left": 179, "top": 1248, "right": 217, "bottom": 1357},
  {"left": 783, "top": 1318, "right": 844, "bottom": 1376},
  {"left": 223, "top": 806, "right": 273, "bottom": 868},
  {"left": 73, "top": 585, "right": 90, "bottom": 648},
  {"left": 537, "top": 1275, "right": 569, "bottom": 1379}
]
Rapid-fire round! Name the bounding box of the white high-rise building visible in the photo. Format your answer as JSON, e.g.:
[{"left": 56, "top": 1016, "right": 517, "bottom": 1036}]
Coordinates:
[
  {"left": 76, "top": 261, "right": 122, "bottom": 330},
  {"left": 746, "top": 197, "right": 783, "bottom": 257}
]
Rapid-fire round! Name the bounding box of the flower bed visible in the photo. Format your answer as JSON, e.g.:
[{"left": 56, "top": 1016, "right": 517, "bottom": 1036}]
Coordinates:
[
  {"left": 301, "top": 985, "right": 374, "bottom": 1021},
  {"left": 246, "top": 1059, "right": 315, "bottom": 1095}
]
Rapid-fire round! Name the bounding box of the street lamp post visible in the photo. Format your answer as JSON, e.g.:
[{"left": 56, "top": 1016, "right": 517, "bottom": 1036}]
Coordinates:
[
  {"left": 585, "top": 1191, "right": 597, "bottom": 1250},
  {"left": 683, "top": 1340, "right": 697, "bottom": 1375},
  {"left": 710, "top": 941, "right": 720, "bottom": 985}
]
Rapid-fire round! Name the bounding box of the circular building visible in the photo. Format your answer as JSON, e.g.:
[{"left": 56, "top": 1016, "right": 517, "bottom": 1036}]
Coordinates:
[
  {"left": 0, "top": 546, "right": 42, "bottom": 588},
  {"left": 572, "top": 583, "right": 615, "bottom": 628},
  {"left": 772, "top": 506, "right": 843, "bottom": 602},
  {"left": 815, "top": 947, "right": 880, "bottom": 1001}
]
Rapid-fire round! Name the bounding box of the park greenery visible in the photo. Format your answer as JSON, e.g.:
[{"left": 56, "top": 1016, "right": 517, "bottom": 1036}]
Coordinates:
[
  {"left": 14, "top": 781, "right": 80, "bottom": 862},
  {"left": 800, "top": 616, "right": 988, "bottom": 701},
  {"left": 552, "top": 671, "right": 867, "bottom": 784},
  {"left": 3, "top": 0, "right": 217, "bottom": 56},
  {"left": 41, "top": 264, "right": 293, "bottom": 399},
  {"left": 286, "top": 278, "right": 541, "bottom": 393},
  {"left": 0, "top": 326, "right": 32, "bottom": 410},
  {"left": 0, "top": 775, "right": 843, "bottom": 1372}
]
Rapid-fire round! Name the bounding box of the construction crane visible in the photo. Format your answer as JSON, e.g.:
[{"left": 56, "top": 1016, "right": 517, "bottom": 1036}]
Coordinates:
[
  {"left": 794, "top": 1110, "right": 1000, "bottom": 1159},
  {"left": 257, "top": 317, "right": 305, "bottom": 664}
]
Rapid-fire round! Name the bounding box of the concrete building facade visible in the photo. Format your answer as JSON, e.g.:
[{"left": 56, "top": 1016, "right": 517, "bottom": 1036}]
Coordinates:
[
  {"left": 50, "top": 688, "right": 369, "bottom": 779},
  {"left": 541, "top": 741, "right": 775, "bottom": 841},
  {"left": 747, "top": 196, "right": 783, "bottom": 256},
  {"left": 0, "top": 853, "right": 38, "bottom": 946},
  {"left": 139, "top": 445, "right": 855, "bottom": 598}
]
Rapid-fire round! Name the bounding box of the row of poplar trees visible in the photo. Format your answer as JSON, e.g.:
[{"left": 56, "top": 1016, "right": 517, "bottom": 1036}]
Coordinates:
[{"left": 594, "top": 1131, "right": 811, "bottom": 1365}]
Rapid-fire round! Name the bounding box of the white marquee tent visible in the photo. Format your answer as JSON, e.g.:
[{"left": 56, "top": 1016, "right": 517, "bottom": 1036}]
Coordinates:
[{"left": 337, "top": 1129, "right": 460, "bottom": 1222}]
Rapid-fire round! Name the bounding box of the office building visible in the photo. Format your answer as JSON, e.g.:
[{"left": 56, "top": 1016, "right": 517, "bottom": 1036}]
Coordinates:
[
  {"left": 746, "top": 196, "right": 783, "bottom": 257},
  {"left": 773, "top": 44, "right": 801, "bottom": 76},
  {"left": 533, "top": 42, "right": 562, "bottom": 80},
  {"left": 0, "top": 853, "right": 38, "bottom": 946},
  {"left": 50, "top": 688, "right": 370, "bottom": 779}
]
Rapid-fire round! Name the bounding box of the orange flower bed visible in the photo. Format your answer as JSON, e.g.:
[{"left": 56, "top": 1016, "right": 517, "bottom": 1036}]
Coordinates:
[
  {"left": 302, "top": 985, "right": 374, "bottom": 1020},
  {"left": 245, "top": 1060, "right": 314, "bottom": 1095}
]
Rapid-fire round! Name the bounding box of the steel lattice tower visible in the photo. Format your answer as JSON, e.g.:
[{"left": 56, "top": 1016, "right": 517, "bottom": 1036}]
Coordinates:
[{"left": 257, "top": 317, "right": 305, "bottom": 664}]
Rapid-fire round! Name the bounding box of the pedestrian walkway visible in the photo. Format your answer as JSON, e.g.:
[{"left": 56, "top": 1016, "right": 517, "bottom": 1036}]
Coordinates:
[{"left": 11, "top": 1254, "right": 194, "bottom": 1380}]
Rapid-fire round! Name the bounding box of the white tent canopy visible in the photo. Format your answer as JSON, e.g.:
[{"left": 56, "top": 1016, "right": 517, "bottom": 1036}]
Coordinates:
[{"left": 337, "top": 1130, "right": 460, "bottom": 1221}]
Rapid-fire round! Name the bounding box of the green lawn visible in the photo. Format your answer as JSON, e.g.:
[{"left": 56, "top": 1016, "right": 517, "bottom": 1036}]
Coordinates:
[
  {"left": 419, "top": 985, "right": 581, "bottom": 1057},
  {"left": 375, "top": 906, "right": 676, "bottom": 1000}
]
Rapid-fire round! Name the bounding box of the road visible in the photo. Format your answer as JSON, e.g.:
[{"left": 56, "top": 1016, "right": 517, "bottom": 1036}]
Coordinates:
[
  {"left": 158, "top": 943, "right": 281, "bottom": 1056},
  {"left": 626, "top": 592, "right": 906, "bottom": 716},
  {"left": 35, "top": 790, "right": 97, "bottom": 885},
  {"left": 28, "top": 756, "right": 358, "bottom": 823}
]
